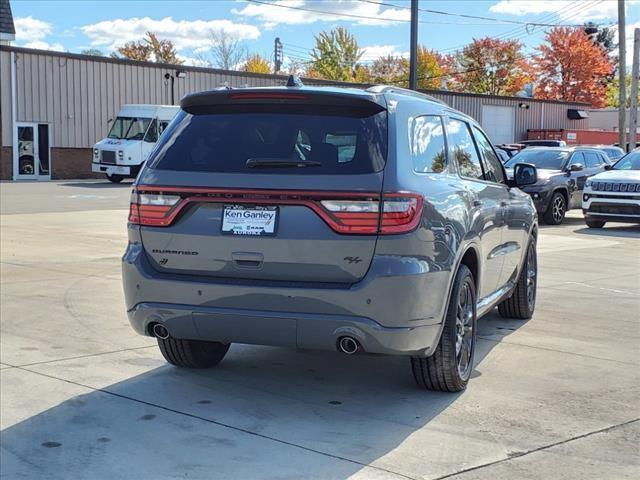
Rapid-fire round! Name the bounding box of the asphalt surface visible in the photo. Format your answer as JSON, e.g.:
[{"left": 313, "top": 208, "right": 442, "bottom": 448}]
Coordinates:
[{"left": 1, "top": 180, "right": 639, "bottom": 480}]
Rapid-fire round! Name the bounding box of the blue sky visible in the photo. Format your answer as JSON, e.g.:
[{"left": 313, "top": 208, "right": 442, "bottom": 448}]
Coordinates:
[{"left": 10, "top": 0, "right": 640, "bottom": 67}]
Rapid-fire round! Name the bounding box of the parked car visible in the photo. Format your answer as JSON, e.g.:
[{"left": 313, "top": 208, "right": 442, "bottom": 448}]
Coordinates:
[
  {"left": 583, "top": 145, "right": 625, "bottom": 163},
  {"left": 123, "top": 81, "right": 539, "bottom": 393},
  {"left": 504, "top": 147, "right": 609, "bottom": 224},
  {"left": 520, "top": 139, "right": 567, "bottom": 148},
  {"left": 582, "top": 151, "right": 640, "bottom": 228},
  {"left": 495, "top": 144, "right": 521, "bottom": 163},
  {"left": 495, "top": 146, "right": 511, "bottom": 163}
]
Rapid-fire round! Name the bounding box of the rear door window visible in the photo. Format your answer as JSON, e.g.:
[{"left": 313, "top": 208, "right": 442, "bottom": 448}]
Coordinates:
[
  {"left": 446, "top": 118, "right": 483, "bottom": 180},
  {"left": 410, "top": 115, "right": 447, "bottom": 173},
  {"left": 149, "top": 110, "right": 387, "bottom": 174},
  {"left": 473, "top": 126, "right": 505, "bottom": 184}
]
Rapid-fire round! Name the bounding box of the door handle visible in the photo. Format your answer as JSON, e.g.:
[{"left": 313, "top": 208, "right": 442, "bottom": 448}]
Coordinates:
[{"left": 500, "top": 201, "right": 508, "bottom": 207}]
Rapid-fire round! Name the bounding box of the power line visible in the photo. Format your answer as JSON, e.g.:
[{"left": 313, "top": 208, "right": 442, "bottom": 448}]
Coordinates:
[
  {"left": 357, "top": 0, "right": 603, "bottom": 28},
  {"left": 243, "top": 0, "right": 534, "bottom": 26}
]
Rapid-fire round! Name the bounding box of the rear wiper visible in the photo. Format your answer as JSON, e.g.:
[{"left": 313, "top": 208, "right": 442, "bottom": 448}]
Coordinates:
[{"left": 246, "top": 158, "right": 321, "bottom": 169}]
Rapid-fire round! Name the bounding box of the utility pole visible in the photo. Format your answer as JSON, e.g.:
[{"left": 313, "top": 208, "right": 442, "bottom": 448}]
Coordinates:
[
  {"left": 274, "top": 37, "right": 283, "bottom": 74},
  {"left": 629, "top": 28, "right": 639, "bottom": 150},
  {"left": 409, "top": 0, "right": 419, "bottom": 90},
  {"left": 618, "top": 0, "right": 627, "bottom": 150}
]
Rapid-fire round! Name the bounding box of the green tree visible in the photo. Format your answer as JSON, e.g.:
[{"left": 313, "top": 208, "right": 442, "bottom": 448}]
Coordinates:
[
  {"left": 309, "top": 27, "right": 363, "bottom": 81},
  {"left": 606, "top": 74, "right": 638, "bottom": 108}
]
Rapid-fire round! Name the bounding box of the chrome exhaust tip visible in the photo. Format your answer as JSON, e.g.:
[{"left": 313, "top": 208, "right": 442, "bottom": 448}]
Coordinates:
[
  {"left": 338, "top": 336, "right": 360, "bottom": 355},
  {"left": 152, "top": 323, "right": 170, "bottom": 340}
]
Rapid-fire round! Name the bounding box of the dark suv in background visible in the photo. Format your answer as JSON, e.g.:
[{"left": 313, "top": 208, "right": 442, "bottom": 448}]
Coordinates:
[
  {"left": 504, "top": 147, "right": 608, "bottom": 224},
  {"left": 123, "top": 82, "right": 539, "bottom": 392}
]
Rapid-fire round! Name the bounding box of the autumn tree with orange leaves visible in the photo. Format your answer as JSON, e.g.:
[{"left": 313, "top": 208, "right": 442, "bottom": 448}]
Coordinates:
[
  {"left": 115, "top": 32, "right": 183, "bottom": 65},
  {"left": 533, "top": 27, "right": 612, "bottom": 107},
  {"left": 453, "top": 37, "right": 533, "bottom": 96}
]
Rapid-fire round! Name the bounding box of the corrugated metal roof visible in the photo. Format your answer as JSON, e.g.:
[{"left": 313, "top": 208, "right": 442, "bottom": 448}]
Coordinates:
[{"left": 0, "top": 0, "right": 15, "bottom": 35}]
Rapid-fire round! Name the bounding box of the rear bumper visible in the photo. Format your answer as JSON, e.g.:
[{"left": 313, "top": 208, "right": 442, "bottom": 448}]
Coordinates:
[
  {"left": 122, "top": 241, "right": 450, "bottom": 357},
  {"left": 128, "top": 302, "right": 441, "bottom": 357}
]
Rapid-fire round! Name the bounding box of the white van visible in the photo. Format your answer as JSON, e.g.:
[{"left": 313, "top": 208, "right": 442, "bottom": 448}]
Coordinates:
[{"left": 92, "top": 104, "right": 180, "bottom": 182}]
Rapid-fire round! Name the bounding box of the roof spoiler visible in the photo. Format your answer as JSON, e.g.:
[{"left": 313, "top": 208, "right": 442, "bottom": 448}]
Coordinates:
[{"left": 181, "top": 87, "right": 386, "bottom": 117}]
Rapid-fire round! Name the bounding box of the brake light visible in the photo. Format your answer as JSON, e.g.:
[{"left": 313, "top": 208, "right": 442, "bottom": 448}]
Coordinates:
[
  {"left": 319, "top": 193, "right": 422, "bottom": 234},
  {"left": 380, "top": 195, "right": 423, "bottom": 234},
  {"left": 229, "top": 92, "right": 307, "bottom": 101},
  {"left": 129, "top": 187, "right": 422, "bottom": 234},
  {"left": 129, "top": 192, "right": 182, "bottom": 226}
]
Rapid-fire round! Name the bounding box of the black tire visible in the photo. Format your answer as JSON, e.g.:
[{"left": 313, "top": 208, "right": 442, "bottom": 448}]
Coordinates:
[
  {"left": 543, "top": 192, "right": 567, "bottom": 225},
  {"left": 585, "top": 219, "right": 606, "bottom": 228},
  {"left": 498, "top": 236, "right": 537, "bottom": 320},
  {"left": 157, "top": 337, "right": 230, "bottom": 368},
  {"left": 106, "top": 174, "right": 124, "bottom": 183},
  {"left": 411, "top": 264, "right": 476, "bottom": 393}
]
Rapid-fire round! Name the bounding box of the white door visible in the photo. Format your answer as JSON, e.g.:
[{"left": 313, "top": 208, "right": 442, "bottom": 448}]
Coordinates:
[
  {"left": 13, "top": 123, "right": 51, "bottom": 180},
  {"left": 481, "top": 105, "right": 515, "bottom": 145}
]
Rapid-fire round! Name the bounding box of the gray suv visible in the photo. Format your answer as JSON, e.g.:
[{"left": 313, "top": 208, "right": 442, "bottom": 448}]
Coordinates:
[{"left": 123, "top": 82, "right": 539, "bottom": 392}]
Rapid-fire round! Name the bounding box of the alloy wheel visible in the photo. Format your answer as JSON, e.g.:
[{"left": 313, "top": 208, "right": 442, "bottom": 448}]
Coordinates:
[
  {"left": 552, "top": 195, "right": 565, "bottom": 223},
  {"left": 526, "top": 243, "right": 537, "bottom": 311},
  {"left": 455, "top": 280, "right": 474, "bottom": 380}
]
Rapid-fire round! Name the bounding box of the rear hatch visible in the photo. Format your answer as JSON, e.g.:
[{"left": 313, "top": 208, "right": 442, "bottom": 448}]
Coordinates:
[{"left": 130, "top": 89, "right": 416, "bottom": 284}]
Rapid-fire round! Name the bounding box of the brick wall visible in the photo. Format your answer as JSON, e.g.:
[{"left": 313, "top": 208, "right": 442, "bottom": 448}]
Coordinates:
[
  {"left": 51, "top": 148, "right": 101, "bottom": 179},
  {"left": 0, "top": 146, "right": 11, "bottom": 180}
]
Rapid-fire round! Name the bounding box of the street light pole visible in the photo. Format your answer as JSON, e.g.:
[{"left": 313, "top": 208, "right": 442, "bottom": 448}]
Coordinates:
[
  {"left": 409, "top": 0, "right": 419, "bottom": 90},
  {"left": 629, "top": 29, "right": 639, "bottom": 150},
  {"left": 618, "top": 0, "right": 627, "bottom": 150}
]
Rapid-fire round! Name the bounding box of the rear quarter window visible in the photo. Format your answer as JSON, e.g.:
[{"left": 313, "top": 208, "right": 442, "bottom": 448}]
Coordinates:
[
  {"left": 410, "top": 115, "right": 447, "bottom": 173},
  {"left": 148, "top": 109, "right": 387, "bottom": 175}
]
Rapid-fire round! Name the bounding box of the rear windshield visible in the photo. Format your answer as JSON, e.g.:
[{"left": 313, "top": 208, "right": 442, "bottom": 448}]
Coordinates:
[{"left": 148, "top": 109, "right": 387, "bottom": 174}]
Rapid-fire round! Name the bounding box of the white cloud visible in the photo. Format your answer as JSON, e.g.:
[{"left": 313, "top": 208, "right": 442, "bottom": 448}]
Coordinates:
[
  {"left": 489, "top": 0, "right": 639, "bottom": 23},
  {"left": 14, "top": 16, "right": 53, "bottom": 42},
  {"left": 361, "top": 44, "right": 408, "bottom": 61},
  {"left": 23, "top": 41, "right": 65, "bottom": 52},
  {"left": 14, "top": 17, "right": 65, "bottom": 52},
  {"left": 81, "top": 17, "right": 261, "bottom": 53},
  {"left": 233, "top": 0, "right": 409, "bottom": 27}
]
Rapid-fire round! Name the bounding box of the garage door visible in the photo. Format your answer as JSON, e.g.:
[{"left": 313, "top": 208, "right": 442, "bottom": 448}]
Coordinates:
[{"left": 481, "top": 105, "right": 515, "bottom": 145}]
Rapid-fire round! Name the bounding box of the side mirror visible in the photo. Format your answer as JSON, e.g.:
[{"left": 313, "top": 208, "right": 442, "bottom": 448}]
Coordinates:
[
  {"left": 604, "top": 164, "right": 613, "bottom": 170},
  {"left": 513, "top": 163, "right": 537, "bottom": 187},
  {"left": 568, "top": 163, "right": 584, "bottom": 172}
]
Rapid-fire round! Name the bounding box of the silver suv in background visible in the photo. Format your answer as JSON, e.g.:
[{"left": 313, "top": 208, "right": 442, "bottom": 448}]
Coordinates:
[
  {"left": 123, "top": 81, "right": 539, "bottom": 392},
  {"left": 583, "top": 151, "right": 640, "bottom": 228}
]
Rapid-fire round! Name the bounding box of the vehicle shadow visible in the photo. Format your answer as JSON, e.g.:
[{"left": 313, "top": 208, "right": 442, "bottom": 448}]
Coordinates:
[
  {"left": 60, "top": 181, "right": 134, "bottom": 189},
  {"left": 0, "top": 314, "right": 526, "bottom": 480},
  {"left": 573, "top": 224, "right": 640, "bottom": 239}
]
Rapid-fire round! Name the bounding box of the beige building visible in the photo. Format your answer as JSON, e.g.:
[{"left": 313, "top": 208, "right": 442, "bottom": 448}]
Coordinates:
[
  {"left": 589, "top": 108, "right": 640, "bottom": 133},
  {"left": 0, "top": 43, "right": 591, "bottom": 181}
]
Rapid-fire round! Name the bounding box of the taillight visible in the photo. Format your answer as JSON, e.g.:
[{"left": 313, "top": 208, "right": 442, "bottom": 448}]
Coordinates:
[
  {"left": 379, "top": 194, "right": 423, "bottom": 234},
  {"left": 319, "top": 193, "right": 422, "bottom": 234},
  {"left": 129, "top": 187, "right": 422, "bottom": 234},
  {"left": 129, "top": 191, "right": 182, "bottom": 226}
]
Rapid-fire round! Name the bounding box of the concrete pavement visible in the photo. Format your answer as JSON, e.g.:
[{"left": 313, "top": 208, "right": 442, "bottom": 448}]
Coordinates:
[{"left": 1, "top": 180, "right": 639, "bottom": 479}]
